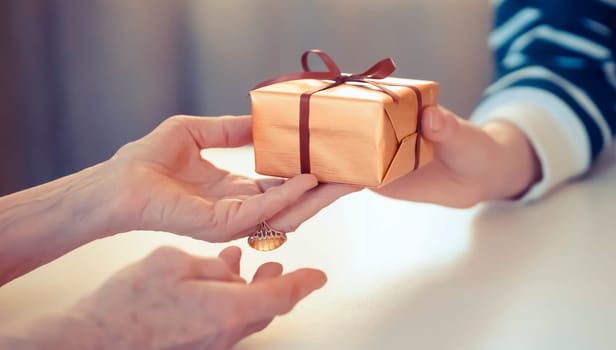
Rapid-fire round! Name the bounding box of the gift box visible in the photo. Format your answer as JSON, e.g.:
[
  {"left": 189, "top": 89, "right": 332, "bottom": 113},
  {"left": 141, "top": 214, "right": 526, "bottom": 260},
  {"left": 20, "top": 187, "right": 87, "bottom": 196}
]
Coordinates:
[{"left": 250, "top": 50, "right": 439, "bottom": 187}]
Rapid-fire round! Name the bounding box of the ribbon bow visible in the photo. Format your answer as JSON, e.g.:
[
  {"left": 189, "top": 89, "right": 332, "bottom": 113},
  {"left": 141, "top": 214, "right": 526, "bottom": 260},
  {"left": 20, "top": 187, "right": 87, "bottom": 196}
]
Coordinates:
[
  {"left": 253, "top": 50, "right": 421, "bottom": 175},
  {"left": 254, "top": 49, "right": 400, "bottom": 103}
]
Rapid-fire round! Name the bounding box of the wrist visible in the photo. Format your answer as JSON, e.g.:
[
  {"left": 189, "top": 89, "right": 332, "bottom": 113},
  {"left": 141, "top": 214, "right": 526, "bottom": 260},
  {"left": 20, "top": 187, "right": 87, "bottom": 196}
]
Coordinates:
[
  {"left": 0, "top": 162, "right": 124, "bottom": 284},
  {"left": 64, "top": 161, "right": 126, "bottom": 239},
  {"left": 483, "top": 121, "right": 542, "bottom": 200},
  {"left": 17, "top": 313, "right": 108, "bottom": 350},
  {"left": 95, "top": 155, "right": 153, "bottom": 235},
  {"left": 72, "top": 298, "right": 150, "bottom": 349}
]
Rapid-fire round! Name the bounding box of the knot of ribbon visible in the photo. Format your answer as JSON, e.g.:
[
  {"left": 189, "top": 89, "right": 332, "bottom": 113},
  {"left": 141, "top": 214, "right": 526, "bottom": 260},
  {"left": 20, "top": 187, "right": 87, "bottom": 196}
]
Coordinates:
[{"left": 253, "top": 49, "right": 422, "bottom": 176}]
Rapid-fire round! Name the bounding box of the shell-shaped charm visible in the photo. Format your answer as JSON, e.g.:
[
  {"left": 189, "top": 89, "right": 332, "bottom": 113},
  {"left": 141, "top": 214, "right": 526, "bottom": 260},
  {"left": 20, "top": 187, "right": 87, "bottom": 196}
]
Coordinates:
[{"left": 248, "top": 221, "right": 287, "bottom": 251}]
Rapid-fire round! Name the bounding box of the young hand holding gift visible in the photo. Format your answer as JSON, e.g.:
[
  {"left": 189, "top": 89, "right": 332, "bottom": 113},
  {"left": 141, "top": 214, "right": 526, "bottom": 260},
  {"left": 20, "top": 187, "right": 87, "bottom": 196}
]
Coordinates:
[
  {"left": 254, "top": 0, "right": 616, "bottom": 210},
  {"left": 371, "top": 0, "right": 616, "bottom": 208},
  {"left": 251, "top": 50, "right": 539, "bottom": 215}
]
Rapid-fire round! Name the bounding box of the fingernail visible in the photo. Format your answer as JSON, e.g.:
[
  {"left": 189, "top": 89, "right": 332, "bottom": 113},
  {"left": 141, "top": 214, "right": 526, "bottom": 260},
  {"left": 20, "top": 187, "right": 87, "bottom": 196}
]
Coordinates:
[
  {"left": 315, "top": 271, "right": 328, "bottom": 288},
  {"left": 428, "top": 109, "right": 444, "bottom": 132}
]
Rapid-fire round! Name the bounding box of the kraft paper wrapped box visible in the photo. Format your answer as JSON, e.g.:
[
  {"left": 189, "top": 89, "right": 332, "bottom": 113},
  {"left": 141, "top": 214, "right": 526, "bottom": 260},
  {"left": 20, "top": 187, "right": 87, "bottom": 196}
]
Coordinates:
[{"left": 250, "top": 51, "right": 439, "bottom": 187}]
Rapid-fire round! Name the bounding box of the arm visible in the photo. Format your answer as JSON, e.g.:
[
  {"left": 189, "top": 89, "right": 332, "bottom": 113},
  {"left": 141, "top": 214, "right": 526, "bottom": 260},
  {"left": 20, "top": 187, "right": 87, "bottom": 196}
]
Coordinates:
[
  {"left": 469, "top": 0, "right": 616, "bottom": 201},
  {"left": 0, "top": 314, "right": 105, "bottom": 350},
  {"left": 375, "top": 0, "right": 616, "bottom": 206},
  {"left": 0, "top": 163, "right": 119, "bottom": 285}
]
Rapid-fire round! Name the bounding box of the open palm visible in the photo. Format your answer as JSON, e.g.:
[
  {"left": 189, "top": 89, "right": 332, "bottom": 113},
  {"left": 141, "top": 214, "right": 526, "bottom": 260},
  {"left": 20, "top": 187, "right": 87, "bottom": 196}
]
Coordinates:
[{"left": 107, "top": 115, "right": 357, "bottom": 242}]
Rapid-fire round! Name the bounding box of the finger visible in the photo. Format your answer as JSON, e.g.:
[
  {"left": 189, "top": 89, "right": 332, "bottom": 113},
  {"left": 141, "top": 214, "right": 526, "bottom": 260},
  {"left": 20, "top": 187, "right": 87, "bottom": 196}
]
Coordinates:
[
  {"left": 268, "top": 182, "right": 361, "bottom": 232},
  {"left": 244, "top": 268, "right": 327, "bottom": 320},
  {"left": 421, "top": 105, "right": 498, "bottom": 171},
  {"left": 251, "top": 262, "right": 283, "bottom": 282},
  {"left": 190, "top": 256, "right": 244, "bottom": 283},
  {"left": 240, "top": 319, "right": 274, "bottom": 340},
  {"left": 421, "top": 105, "right": 467, "bottom": 143},
  {"left": 183, "top": 115, "right": 253, "bottom": 149},
  {"left": 218, "top": 246, "right": 242, "bottom": 276},
  {"left": 221, "top": 174, "right": 319, "bottom": 238},
  {"left": 255, "top": 177, "right": 285, "bottom": 192},
  {"left": 146, "top": 245, "right": 190, "bottom": 263}
]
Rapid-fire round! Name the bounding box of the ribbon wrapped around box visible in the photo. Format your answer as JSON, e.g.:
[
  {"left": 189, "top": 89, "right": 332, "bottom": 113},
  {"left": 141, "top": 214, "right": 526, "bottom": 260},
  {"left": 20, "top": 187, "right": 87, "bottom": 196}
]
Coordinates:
[{"left": 250, "top": 50, "right": 439, "bottom": 187}]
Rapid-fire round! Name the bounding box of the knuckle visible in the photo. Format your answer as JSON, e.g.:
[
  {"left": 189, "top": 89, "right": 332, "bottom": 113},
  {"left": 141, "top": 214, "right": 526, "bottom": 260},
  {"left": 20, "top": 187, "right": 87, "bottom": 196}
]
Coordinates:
[
  {"left": 267, "top": 186, "right": 294, "bottom": 207},
  {"left": 162, "top": 115, "right": 190, "bottom": 130},
  {"left": 276, "top": 221, "right": 299, "bottom": 233},
  {"left": 148, "top": 246, "right": 185, "bottom": 262},
  {"left": 216, "top": 299, "right": 246, "bottom": 327},
  {"left": 167, "top": 114, "right": 189, "bottom": 123},
  {"left": 266, "top": 288, "right": 294, "bottom": 315}
]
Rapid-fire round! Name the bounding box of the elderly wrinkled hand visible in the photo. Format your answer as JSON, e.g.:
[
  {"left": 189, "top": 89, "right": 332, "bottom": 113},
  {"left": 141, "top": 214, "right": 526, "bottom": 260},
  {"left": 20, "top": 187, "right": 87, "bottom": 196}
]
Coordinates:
[
  {"left": 103, "top": 115, "right": 360, "bottom": 242},
  {"left": 15, "top": 246, "right": 326, "bottom": 350}
]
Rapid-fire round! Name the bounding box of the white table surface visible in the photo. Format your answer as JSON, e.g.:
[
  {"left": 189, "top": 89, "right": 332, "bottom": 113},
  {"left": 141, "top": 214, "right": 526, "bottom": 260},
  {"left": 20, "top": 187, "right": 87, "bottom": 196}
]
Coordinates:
[{"left": 1, "top": 145, "right": 616, "bottom": 350}]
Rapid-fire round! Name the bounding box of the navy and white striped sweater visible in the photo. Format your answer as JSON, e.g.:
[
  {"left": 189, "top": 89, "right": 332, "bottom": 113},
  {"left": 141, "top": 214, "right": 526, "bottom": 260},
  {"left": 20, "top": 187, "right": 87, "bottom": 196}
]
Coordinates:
[{"left": 472, "top": 0, "right": 616, "bottom": 200}]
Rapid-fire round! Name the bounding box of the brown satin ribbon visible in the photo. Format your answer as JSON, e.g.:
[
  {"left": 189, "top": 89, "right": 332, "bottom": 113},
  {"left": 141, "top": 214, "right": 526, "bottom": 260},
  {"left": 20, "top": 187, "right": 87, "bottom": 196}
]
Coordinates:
[
  {"left": 253, "top": 49, "right": 423, "bottom": 175},
  {"left": 408, "top": 85, "right": 423, "bottom": 171}
]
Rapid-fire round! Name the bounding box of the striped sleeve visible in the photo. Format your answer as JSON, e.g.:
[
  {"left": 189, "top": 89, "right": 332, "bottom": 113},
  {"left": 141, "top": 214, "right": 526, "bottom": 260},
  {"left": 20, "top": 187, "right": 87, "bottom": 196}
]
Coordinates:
[{"left": 471, "top": 0, "right": 616, "bottom": 201}]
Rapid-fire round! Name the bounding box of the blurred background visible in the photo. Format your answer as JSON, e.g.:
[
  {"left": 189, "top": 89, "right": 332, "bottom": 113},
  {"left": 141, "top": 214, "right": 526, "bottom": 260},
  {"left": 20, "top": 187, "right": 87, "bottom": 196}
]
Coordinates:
[{"left": 0, "top": 0, "right": 492, "bottom": 195}]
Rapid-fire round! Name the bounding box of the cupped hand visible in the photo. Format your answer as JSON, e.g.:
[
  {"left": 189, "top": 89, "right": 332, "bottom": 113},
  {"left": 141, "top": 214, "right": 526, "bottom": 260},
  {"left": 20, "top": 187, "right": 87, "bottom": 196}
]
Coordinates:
[
  {"left": 103, "top": 115, "right": 359, "bottom": 242},
  {"left": 72, "top": 246, "right": 326, "bottom": 350},
  {"left": 373, "top": 106, "right": 541, "bottom": 207}
]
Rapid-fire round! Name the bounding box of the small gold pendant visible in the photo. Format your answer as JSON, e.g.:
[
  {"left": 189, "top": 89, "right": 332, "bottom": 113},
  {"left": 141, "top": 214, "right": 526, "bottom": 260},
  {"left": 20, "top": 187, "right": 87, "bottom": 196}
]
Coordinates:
[{"left": 248, "top": 221, "right": 287, "bottom": 251}]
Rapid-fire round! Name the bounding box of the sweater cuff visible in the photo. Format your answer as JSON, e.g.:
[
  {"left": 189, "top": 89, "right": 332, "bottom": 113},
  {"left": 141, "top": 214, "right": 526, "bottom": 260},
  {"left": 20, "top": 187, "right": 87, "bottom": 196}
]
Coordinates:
[{"left": 470, "top": 86, "right": 591, "bottom": 202}]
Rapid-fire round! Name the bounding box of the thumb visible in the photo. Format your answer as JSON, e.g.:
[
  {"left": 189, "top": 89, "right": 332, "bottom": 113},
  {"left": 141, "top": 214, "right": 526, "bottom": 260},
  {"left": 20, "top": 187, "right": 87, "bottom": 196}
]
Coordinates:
[
  {"left": 421, "top": 105, "right": 466, "bottom": 144},
  {"left": 421, "top": 106, "right": 488, "bottom": 160}
]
